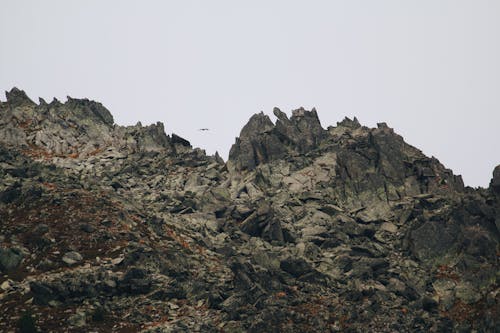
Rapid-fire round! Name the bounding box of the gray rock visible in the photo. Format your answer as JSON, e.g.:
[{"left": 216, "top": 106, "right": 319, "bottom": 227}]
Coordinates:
[
  {"left": 387, "top": 278, "right": 407, "bottom": 294},
  {"left": 68, "top": 311, "right": 86, "bottom": 327},
  {"left": 5, "top": 87, "right": 36, "bottom": 107},
  {"left": 62, "top": 251, "right": 83, "bottom": 265},
  {"left": 119, "top": 268, "right": 152, "bottom": 294},
  {"left": 0, "top": 280, "right": 12, "bottom": 291},
  {"left": 490, "top": 164, "right": 500, "bottom": 195},
  {"left": 33, "top": 224, "right": 50, "bottom": 235},
  {"left": 171, "top": 133, "right": 191, "bottom": 147},
  {"left": 422, "top": 295, "right": 438, "bottom": 312},
  {"left": 409, "top": 219, "right": 460, "bottom": 261},
  {"left": 30, "top": 281, "right": 55, "bottom": 305},
  {"left": 0, "top": 247, "right": 23, "bottom": 271},
  {"left": 228, "top": 112, "right": 285, "bottom": 170},
  {"left": 380, "top": 222, "right": 398, "bottom": 233},
  {"left": 455, "top": 282, "right": 482, "bottom": 304},
  {"left": 79, "top": 223, "right": 95, "bottom": 233},
  {"left": 66, "top": 96, "right": 114, "bottom": 126},
  {"left": 239, "top": 203, "right": 285, "bottom": 244},
  {"left": 228, "top": 108, "right": 325, "bottom": 171},
  {"left": 280, "top": 257, "right": 313, "bottom": 278}
]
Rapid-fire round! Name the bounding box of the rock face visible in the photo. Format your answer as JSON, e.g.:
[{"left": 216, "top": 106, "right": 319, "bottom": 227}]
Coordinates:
[
  {"left": 490, "top": 164, "right": 500, "bottom": 195},
  {"left": 0, "top": 88, "right": 498, "bottom": 332},
  {"left": 228, "top": 107, "right": 326, "bottom": 170}
]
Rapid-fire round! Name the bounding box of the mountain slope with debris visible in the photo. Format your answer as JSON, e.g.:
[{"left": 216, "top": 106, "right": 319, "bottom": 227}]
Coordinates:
[{"left": 0, "top": 88, "right": 498, "bottom": 332}]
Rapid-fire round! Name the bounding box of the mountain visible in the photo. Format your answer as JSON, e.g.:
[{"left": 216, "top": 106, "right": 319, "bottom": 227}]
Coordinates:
[{"left": 0, "top": 88, "right": 498, "bottom": 332}]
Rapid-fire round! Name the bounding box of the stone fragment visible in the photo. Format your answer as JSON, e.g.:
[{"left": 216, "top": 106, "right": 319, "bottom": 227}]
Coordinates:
[
  {"left": 380, "top": 222, "right": 398, "bottom": 233},
  {"left": 62, "top": 251, "right": 83, "bottom": 265},
  {"left": 68, "top": 311, "right": 86, "bottom": 327},
  {"left": 0, "top": 280, "right": 12, "bottom": 291}
]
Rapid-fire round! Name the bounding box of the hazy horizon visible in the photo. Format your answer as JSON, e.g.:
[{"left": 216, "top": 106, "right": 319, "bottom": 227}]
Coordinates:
[{"left": 1, "top": 1, "right": 499, "bottom": 187}]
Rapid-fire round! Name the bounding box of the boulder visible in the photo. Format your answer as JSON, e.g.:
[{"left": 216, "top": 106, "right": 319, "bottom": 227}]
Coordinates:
[
  {"left": 62, "top": 251, "right": 83, "bottom": 265},
  {"left": 68, "top": 311, "right": 87, "bottom": 328},
  {"left": 280, "top": 257, "right": 312, "bottom": 278},
  {"left": 119, "top": 268, "right": 152, "bottom": 294},
  {"left": 30, "top": 281, "right": 55, "bottom": 305},
  {"left": 0, "top": 248, "right": 23, "bottom": 271}
]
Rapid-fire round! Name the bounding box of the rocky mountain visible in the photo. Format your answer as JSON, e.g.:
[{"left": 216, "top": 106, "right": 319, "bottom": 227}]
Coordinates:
[{"left": 0, "top": 88, "right": 498, "bottom": 332}]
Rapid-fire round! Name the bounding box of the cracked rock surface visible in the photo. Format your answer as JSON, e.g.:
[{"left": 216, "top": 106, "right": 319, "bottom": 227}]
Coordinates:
[{"left": 0, "top": 88, "right": 498, "bottom": 332}]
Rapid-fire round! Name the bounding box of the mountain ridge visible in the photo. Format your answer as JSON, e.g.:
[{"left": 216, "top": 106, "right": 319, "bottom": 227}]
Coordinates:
[{"left": 0, "top": 88, "right": 498, "bottom": 332}]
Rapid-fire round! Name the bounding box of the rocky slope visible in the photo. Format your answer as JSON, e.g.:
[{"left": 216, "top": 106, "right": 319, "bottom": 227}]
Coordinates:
[{"left": 0, "top": 88, "right": 498, "bottom": 332}]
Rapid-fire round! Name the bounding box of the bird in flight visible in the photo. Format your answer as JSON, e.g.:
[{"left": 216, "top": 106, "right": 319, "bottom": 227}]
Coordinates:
[{"left": 198, "top": 128, "right": 209, "bottom": 131}]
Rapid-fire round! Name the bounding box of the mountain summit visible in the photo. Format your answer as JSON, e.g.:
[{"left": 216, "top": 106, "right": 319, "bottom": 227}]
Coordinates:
[{"left": 0, "top": 88, "right": 498, "bottom": 332}]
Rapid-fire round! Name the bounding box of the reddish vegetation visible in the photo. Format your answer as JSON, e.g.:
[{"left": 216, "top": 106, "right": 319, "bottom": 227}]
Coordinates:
[
  {"left": 441, "top": 298, "right": 499, "bottom": 329},
  {"left": 0, "top": 188, "right": 152, "bottom": 332},
  {"left": 0, "top": 189, "right": 135, "bottom": 275},
  {"left": 435, "top": 265, "right": 460, "bottom": 281},
  {"left": 22, "top": 144, "right": 80, "bottom": 161},
  {"left": 165, "top": 228, "right": 191, "bottom": 250},
  {"left": 88, "top": 147, "right": 106, "bottom": 156}
]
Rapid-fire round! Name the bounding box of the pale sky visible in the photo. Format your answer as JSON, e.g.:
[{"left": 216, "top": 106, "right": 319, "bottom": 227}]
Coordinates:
[{"left": 1, "top": 1, "right": 499, "bottom": 187}]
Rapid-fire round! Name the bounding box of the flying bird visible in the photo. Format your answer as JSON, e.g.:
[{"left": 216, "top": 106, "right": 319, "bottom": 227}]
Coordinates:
[{"left": 198, "top": 128, "right": 210, "bottom": 131}]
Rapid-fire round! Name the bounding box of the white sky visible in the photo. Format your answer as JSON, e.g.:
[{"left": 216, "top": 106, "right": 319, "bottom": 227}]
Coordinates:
[{"left": 1, "top": 1, "right": 499, "bottom": 187}]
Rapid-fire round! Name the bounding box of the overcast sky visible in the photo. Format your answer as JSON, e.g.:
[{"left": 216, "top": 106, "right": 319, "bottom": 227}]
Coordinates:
[{"left": 1, "top": 1, "right": 499, "bottom": 187}]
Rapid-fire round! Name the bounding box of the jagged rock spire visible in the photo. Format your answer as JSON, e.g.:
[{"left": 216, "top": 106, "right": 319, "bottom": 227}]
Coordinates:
[
  {"left": 65, "top": 96, "right": 115, "bottom": 126},
  {"left": 490, "top": 164, "right": 500, "bottom": 195},
  {"left": 4, "top": 87, "right": 35, "bottom": 107},
  {"left": 228, "top": 112, "right": 285, "bottom": 170},
  {"left": 228, "top": 108, "right": 326, "bottom": 170}
]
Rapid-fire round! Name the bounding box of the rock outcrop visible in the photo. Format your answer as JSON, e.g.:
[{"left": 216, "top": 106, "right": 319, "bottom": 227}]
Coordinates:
[
  {"left": 228, "top": 107, "right": 326, "bottom": 170},
  {"left": 0, "top": 88, "right": 498, "bottom": 332},
  {"left": 490, "top": 165, "right": 500, "bottom": 195}
]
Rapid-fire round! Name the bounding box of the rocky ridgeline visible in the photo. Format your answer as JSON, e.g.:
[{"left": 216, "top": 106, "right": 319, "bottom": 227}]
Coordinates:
[{"left": 0, "top": 88, "right": 498, "bottom": 332}]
